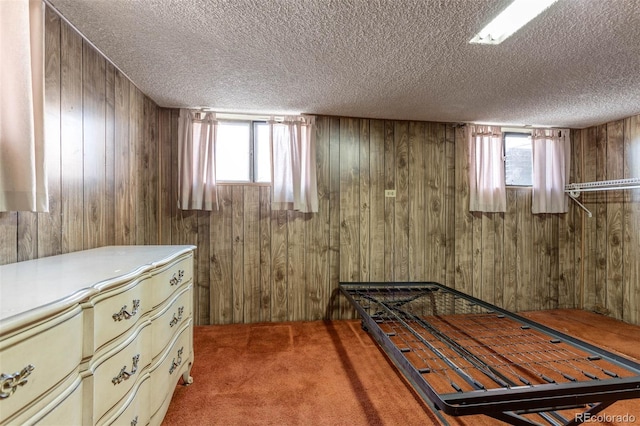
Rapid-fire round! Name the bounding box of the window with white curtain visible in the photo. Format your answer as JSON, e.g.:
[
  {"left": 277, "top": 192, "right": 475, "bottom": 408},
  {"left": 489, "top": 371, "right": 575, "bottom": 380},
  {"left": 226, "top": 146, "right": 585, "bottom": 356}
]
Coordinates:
[
  {"left": 178, "top": 111, "right": 318, "bottom": 213},
  {"left": 468, "top": 125, "right": 506, "bottom": 212},
  {"left": 468, "top": 124, "right": 570, "bottom": 214}
]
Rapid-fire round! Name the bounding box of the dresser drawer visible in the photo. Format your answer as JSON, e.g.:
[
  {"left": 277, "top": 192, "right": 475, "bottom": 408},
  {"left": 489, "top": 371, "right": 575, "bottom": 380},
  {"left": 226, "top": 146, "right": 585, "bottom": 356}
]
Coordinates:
[
  {"left": 87, "top": 278, "right": 149, "bottom": 354},
  {"left": 0, "top": 308, "right": 82, "bottom": 423},
  {"left": 36, "top": 378, "right": 83, "bottom": 426},
  {"left": 147, "top": 256, "right": 193, "bottom": 309},
  {"left": 99, "top": 374, "right": 150, "bottom": 426},
  {"left": 92, "top": 324, "right": 150, "bottom": 423},
  {"left": 149, "top": 321, "right": 192, "bottom": 421},
  {"left": 150, "top": 284, "right": 192, "bottom": 358}
]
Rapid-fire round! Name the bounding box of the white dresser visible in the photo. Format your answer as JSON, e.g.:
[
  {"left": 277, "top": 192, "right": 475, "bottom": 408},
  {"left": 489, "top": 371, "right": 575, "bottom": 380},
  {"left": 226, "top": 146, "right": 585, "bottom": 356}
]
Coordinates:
[{"left": 0, "top": 245, "right": 196, "bottom": 426}]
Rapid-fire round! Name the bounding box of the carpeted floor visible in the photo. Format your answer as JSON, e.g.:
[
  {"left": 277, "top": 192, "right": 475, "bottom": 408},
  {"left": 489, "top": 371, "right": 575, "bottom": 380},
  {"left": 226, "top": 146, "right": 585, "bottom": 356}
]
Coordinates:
[{"left": 163, "top": 309, "right": 640, "bottom": 425}]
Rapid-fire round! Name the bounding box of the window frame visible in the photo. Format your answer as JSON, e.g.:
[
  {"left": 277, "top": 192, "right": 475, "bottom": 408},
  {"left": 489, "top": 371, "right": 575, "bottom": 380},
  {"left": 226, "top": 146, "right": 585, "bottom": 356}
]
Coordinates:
[
  {"left": 215, "top": 119, "right": 271, "bottom": 185},
  {"left": 503, "top": 130, "right": 533, "bottom": 188}
]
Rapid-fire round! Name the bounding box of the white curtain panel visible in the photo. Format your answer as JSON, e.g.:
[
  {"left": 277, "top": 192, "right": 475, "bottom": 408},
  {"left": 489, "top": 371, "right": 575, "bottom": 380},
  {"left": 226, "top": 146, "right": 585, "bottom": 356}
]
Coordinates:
[
  {"left": 468, "top": 125, "right": 506, "bottom": 212},
  {"left": 270, "top": 116, "right": 318, "bottom": 213},
  {"left": 0, "top": 0, "right": 47, "bottom": 212},
  {"left": 531, "top": 128, "right": 570, "bottom": 214},
  {"left": 177, "top": 109, "right": 218, "bottom": 210}
]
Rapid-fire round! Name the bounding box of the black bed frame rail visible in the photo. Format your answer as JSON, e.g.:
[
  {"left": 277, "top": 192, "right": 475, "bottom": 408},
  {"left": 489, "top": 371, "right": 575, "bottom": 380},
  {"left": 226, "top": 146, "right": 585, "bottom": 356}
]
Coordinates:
[{"left": 340, "top": 282, "right": 640, "bottom": 426}]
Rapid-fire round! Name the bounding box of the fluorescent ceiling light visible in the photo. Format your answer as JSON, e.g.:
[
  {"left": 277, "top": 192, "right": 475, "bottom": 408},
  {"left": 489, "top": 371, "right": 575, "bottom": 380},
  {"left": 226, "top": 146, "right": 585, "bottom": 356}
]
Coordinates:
[{"left": 470, "top": 0, "right": 558, "bottom": 45}]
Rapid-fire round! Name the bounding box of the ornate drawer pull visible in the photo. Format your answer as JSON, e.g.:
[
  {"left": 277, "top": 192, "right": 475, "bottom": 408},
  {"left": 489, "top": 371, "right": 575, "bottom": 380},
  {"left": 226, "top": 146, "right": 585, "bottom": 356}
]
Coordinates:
[
  {"left": 169, "top": 347, "right": 184, "bottom": 375},
  {"left": 169, "top": 270, "right": 184, "bottom": 286},
  {"left": 112, "top": 354, "right": 140, "bottom": 385},
  {"left": 0, "top": 364, "right": 35, "bottom": 399},
  {"left": 169, "top": 306, "right": 184, "bottom": 327},
  {"left": 131, "top": 416, "right": 138, "bottom": 426},
  {"left": 112, "top": 299, "right": 140, "bottom": 321}
]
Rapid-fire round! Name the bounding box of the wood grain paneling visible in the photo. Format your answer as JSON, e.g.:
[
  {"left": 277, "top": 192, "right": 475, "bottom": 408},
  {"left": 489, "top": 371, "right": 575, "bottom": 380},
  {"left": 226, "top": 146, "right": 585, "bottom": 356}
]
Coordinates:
[
  {"left": 38, "top": 7, "right": 62, "bottom": 259},
  {"left": 60, "top": 20, "right": 83, "bottom": 254},
  {"left": 623, "top": 115, "right": 640, "bottom": 325},
  {"left": 82, "top": 42, "right": 106, "bottom": 250},
  {"left": 5, "top": 6, "right": 639, "bottom": 328}
]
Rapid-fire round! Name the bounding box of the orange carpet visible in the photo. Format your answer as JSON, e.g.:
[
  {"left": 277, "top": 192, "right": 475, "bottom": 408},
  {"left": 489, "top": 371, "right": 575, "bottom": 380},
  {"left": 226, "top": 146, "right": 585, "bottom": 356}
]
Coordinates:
[{"left": 163, "top": 310, "right": 640, "bottom": 425}]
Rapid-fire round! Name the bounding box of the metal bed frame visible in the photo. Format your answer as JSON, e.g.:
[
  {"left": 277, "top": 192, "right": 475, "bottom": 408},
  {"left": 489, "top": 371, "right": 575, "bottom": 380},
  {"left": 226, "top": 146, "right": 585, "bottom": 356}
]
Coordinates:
[{"left": 340, "top": 282, "right": 640, "bottom": 426}]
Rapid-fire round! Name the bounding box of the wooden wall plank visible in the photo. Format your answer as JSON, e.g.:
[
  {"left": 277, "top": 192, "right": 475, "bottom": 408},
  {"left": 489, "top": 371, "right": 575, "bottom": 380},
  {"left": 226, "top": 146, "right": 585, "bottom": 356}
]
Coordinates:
[
  {"left": 114, "top": 71, "right": 131, "bottom": 245},
  {"left": 359, "top": 119, "right": 371, "bottom": 282},
  {"left": 339, "top": 118, "right": 360, "bottom": 319},
  {"left": 129, "top": 85, "right": 142, "bottom": 244},
  {"left": 558, "top": 130, "right": 577, "bottom": 309},
  {"left": 82, "top": 41, "right": 106, "bottom": 250},
  {"left": 231, "top": 186, "right": 245, "bottom": 323},
  {"left": 594, "top": 124, "right": 608, "bottom": 312},
  {"left": 196, "top": 211, "right": 210, "bottom": 324},
  {"left": 339, "top": 117, "right": 360, "bottom": 283},
  {"left": 287, "top": 211, "right": 306, "bottom": 321},
  {"left": 408, "top": 121, "right": 426, "bottom": 281},
  {"left": 394, "top": 121, "right": 410, "bottom": 282},
  {"left": 494, "top": 211, "right": 505, "bottom": 307},
  {"left": 516, "top": 190, "right": 533, "bottom": 311},
  {"left": 481, "top": 213, "right": 495, "bottom": 304},
  {"left": 472, "top": 211, "right": 483, "bottom": 301},
  {"left": 306, "top": 117, "right": 329, "bottom": 320},
  {"left": 444, "top": 125, "right": 456, "bottom": 288},
  {"left": 259, "top": 186, "right": 272, "bottom": 322},
  {"left": 38, "top": 6, "right": 62, "bottom": 259},
  {"left": 547, "top": 215, "right": 558, "bottom": 310},
  {"left": 369, "top": 120, "right": 386, "bottom": 282},
  {"left": 623, "top": 115, "right": 639, "bottom": 325},
  {"left": 243, "top": 187, "right": 261, "bottom": 323},
  {"left": 454, "top": 126, "right": 472, "bottom": 296},
  {"left": 572, "top": 129, "right": 584, "bottom": 310},
  {"left": 145, "top": 97, "right": 159, "bottom": 245},
  {"left": 17, "top": 208, "right": 38, "bottom": 263},
  {"left": 426, "top": 123, "right": 447, "bottom": 283},
  {"left": 104, "top": 63, "right": 116, "bottom": 246},
  {"left": 60, "top": 21, "right": 84, "bottom": 254},
  {"left": 211, "top": 185, "right": 233, "bottom": 324},
  {"left": 384, "top": 121, "right": 396, "bottom": 281},
  {"left": 157, "top": 108, "right": 173, "bottom": 245},
  {"left": 0, "top": 213, "right": 17, "bottom": 265},
  {"left": 605, "top": 120, "right": 624, "bottom": 319},
  {"left": 328, "top": 117, "right": 341, "bottom": 319},
  {"left": 169, "top": 108, "right": 180, "bottom": 246},
  {"left": 504, "top": 189, "right": 518, "bottom": 311},
  {"left": 270, "top": 209, "right": 288, "bottom": 322},
  {"left": 582, "top": 126, "right": 598, "bottom": 310}
]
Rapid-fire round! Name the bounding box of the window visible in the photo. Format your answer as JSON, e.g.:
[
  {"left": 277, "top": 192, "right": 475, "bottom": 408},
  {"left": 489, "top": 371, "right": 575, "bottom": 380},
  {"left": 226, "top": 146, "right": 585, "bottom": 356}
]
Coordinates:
[
  {"left": 215, "top": 121, "right": 271, "bottom": 183},
  {"left": 504, "top": 132, "right": 532, "bottom": 186}
]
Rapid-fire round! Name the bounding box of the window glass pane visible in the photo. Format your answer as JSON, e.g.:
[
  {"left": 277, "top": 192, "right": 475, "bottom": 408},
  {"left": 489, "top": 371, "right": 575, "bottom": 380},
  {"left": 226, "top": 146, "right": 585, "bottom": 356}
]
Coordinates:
[
  {"left": 504, "top": 133, "right": 532, "bottom": 186},
  {"left": 254, "top": 122, "right": 271, "bottom": 183},
  {"left": 216, "top": 121, "right": 250, "bottom": 181}
]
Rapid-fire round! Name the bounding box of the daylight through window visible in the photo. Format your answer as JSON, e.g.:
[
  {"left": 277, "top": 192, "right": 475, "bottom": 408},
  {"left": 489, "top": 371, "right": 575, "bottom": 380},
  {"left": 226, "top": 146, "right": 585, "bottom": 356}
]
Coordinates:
[
  {"left": 215, "top": 121, "right": 271, "bottom": 183},
  {"left": 504, "top": 132, "right": 532, "bottom": 186}
]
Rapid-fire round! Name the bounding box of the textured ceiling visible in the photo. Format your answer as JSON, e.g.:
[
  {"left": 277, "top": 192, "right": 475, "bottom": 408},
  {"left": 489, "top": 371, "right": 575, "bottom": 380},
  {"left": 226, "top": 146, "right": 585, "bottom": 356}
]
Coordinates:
[{"left": 48, "top": 0, "right": 640, "bottom": 129}]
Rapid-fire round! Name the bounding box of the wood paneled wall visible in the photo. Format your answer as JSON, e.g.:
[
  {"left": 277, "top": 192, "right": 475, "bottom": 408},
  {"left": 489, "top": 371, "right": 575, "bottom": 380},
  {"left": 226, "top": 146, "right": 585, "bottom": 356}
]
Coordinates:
[
  {"left": 572, "top": 116, "right": 640, "bottom": 325},
  {"left": 2, "top": 6, "right": 638, "bottom": 327},
  {"left": 166, "top": 117, "right": 579, "bottom": 325}
]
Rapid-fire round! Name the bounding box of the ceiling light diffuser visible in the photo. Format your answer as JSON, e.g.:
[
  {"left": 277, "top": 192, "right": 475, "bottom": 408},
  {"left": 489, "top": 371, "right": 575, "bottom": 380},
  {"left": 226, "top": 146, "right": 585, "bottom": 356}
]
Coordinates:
[{"left": 470, "top": 0, "right": 559, "bottom": 45}]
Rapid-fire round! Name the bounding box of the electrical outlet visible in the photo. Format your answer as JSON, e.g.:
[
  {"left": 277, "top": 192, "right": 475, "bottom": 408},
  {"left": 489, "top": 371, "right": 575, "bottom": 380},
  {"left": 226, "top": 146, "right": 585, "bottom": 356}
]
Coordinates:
[{"left": 385, "top": 190, "right": 396, "bottom": 198}]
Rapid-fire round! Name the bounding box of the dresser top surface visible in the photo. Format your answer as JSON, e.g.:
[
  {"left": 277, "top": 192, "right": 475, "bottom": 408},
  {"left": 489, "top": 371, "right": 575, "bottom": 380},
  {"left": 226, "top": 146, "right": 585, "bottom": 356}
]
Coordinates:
[{"left": 0, "top": 245, "right": 195, "bottom": 327}]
